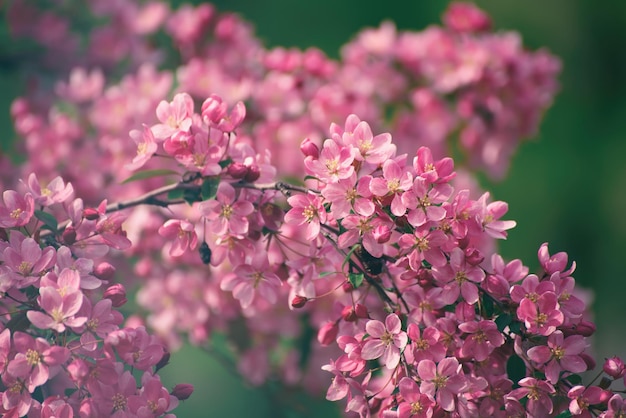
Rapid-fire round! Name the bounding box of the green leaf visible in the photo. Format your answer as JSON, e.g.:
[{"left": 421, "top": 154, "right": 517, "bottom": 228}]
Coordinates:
[
  {"left": 219, "top": 158, "right": 233, "bottom": 169},
  {"left": 318, "top": 271, "right": 336, "bottom": 278},
  {"left": 495, "top": 313, "right": 512, "bottom": 332},
  {"left": 507, "top": 354, "right": 527, "bottom": 387},
  {"left": 34, "top": 210, "right": 58, "bottom": 232},
  {"left": 201, "top": 177, "right": 220, "bottom": 201},
  {"left": 509, "top": 321, "right": 522, "bottom": 335},
  {"left": 183, "top": 188, "right": 202, "bottom": 205},
  {"left": 348, "top": 272, "right": 364, "bottom": 289},
  {"left": 342, "top": 245, "right": 359, "bottom": 269},
  {"left": 167, "top": 188, "right": 185, "bottom": 201},
  {"left": 121, "top": 169, "right": 179, "bottom": 184}
]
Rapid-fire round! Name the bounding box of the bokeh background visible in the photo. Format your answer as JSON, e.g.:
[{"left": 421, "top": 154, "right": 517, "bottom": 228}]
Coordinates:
[{"left": 2, "top": 1, "right": 626, "bottom": 416}]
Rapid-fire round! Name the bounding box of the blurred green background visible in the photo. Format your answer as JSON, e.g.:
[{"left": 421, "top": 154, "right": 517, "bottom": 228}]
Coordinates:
[{"left": 2, "top": 1, "right": 626, "bottom": 416}]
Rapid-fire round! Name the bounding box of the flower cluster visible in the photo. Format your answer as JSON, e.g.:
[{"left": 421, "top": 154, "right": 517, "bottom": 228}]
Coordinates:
[
  {"left": 0, "top": 180, "right": 191, "bottom": 417},
  {"left": 2, "top": 1, "right": 621, "bottom": 418}
]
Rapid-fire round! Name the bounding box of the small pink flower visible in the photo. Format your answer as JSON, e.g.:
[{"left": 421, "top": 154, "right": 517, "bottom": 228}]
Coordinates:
[
  {"left": 158, "top": 219, "right": 198, "bottom": 257},
  {"left": 152, "top": 92, "right": 194, "bottom": 140},
  {"left": 397, "top": 377, "right": 435, "bottom": 418},
  {"left": 432, "top": 247, "right": 485, "bottom": 305},
  {"left": 285, "top": 193, "right": 327, "bottom": 241},
  {"left": 417, "top": 357, "right": 467, "bottom": 412},
  {"left": 0, "top": 190, "right": 34, "bottom": 228},
  {"left": 517, "top": 291, "right": 564, "bottom": 336},
  {"left": 26, "top": 173, "right": 74, "bottom": 206},
  {"left": 220, "top": 252, "right": 283, "bottom": 309},
  {"left": 304, "top": 139, "right": 355, "bottom": 183},
  {"left": 201, "top": 94, "right": 246, "bottom": 132},
  {"left": 125, "top": 124, "right": 158, "bottom": 171},
  {"left": 476, "top": 192, "right": 516, "bottom": 239},
  {"left": 508, "top": 377, "right": 555, "bottom": 417},
  {"left": 527, "top": 331, "right": 588, "bottom": 383},
  {"left": 458, "top": 320, "right": 504, "bottom": 362},
  {"left": 199, "top": 182, "right": 254, "bottom": 236},
  {"left": 361, "top": 313, "right": 407, "bottom": 369},
  {"left": 567, "top": 385, "right": 606, "bottom": 418}
]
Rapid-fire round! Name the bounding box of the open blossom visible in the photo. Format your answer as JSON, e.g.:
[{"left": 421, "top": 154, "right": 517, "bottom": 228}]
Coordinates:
[
  {"left": 517, "top": 291, "right": 564, "bottom": 336},
  {"left": 396, "top": 377, "right": 435, "bottom": 418},
  {"left": 220, "top": 251, "right": 283, "bottom": 309},
  {"left": 199, "top": 182, "right": 254, "bottom": 236},
  {"left": 508, "top": 377, "right": 556, "bottom": 417},
  {"left": 26, "top": 173, "right": 74, "bottom": 206},
  {"left": 158, "top": 219, "right": 198, "bottom": 257},
  {"left": 0, "top": 190, "right": 34, "bottom": 228},
  {"left": 201, "top": 94, "right": 246, "bottom": 132},
  {"left": 125, "top": 124, "right": 158, "bottom": 171},
  {"left": 417, "top": 357, "right": 467, "bottom": 412},
  {"left": 341, "top": 117, "right": 396, "bottom": 165},
  {"left": 432, "top": 247, "right": 485, "bottom": 304},
  {"left": 458, "top": 320, "right": 505, "bottom": 362},
  {"left": 304, "top": 139, "right": 355, "bottom": 183},
  {"left": 284, "top": 193, "right": 327, "bottom": 241},
  {"left": 2, "top": 235, "right": 56, "bottom": 288},
  {"left": 527, "top": 331, "right": 588, "bottom": 383},
  {"left": 361, "top": 314, "right": 407, "bottom": 369},
  {"left": 151, "top": 92, "right": 194, "bottom": 140}
]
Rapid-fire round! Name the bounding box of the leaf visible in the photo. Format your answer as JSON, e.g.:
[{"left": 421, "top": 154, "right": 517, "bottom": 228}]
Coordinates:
[
  {"left": 34, "top": 210, "right": 58, "bottom": 232},
  {"left": 507, "top": 354, "right": 527, "bottom": 388},
  {"left": 482, "top": 294, "right": 494, "bottom": 317},
  {"left": 122, "top": 169, "right": 179, "bottom": 184},
  {"left": 342, "top": 245, "right": 359, "bottom": 270},
  {"left": 167, "top": 188, "right": 185, "bottom": 201},
  {"left": 201, "top": 177, "right": 220, "bottom": 201},
  {"left": 219, "top": 158, "right": 233, "bottom": 169},
  {"left": 348, "top": 272, "right": 364, "bottom": 289},
  {"left": 495, "top": 313, "right": 512, "bottom": 332}
]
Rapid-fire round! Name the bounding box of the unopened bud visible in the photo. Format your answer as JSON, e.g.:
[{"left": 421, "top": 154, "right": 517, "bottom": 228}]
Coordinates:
[
  {"left": 155, "top": 351, "right": 171, "bottom": 372},
  {"left": 581, "top": 353, "right": 596, "bottom": 370},
  {"left": 317, "top": 322, "right": 339, "bottom": 346},
  {"left": 354, "top": 303, "right": 369, "bottom": 319},
  {"left": 244, "top": 164, "right": 261, "bottom": 182},
  {"left": 291, "top": 295, "right": 308, "bottom": 309},
  {"left": 94, "top": 262, "right": 116, "bottom": 281},
  {"left": 341, "top": 305, "right": 357, "bottom": 322},
  {"left": 62, "top": 226, "right": 77, "bottom": 245},
  {"left": 604, "top": 356, "right": 626, "bottom": 379},
  {"left": 227, "top": 162, "right": 248, "bottom": 179},
  {"left": 373, "top": 224, "right": 391, "bottom": 244},
  {"left": 83, "top": 208, "right": 100, "bottom": 221},
  {"left": 300, "top": 138, "right": 319, "bottom": 159},
  {"left": 171, "top": 383, "right": 194, "bottom": 401},
  {"left": 342, "top": 282, "right": 354, "bottom": 293},
  {"left": 464, "top": 247, "right": 484, "bottom": 266},
  {"left": 103, "top": 284, "right": 127, "bottom": 307}
]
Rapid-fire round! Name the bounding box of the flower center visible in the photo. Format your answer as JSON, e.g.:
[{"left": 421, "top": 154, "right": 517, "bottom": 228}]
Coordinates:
[
  {"left": 416, "top": 236, "right": 430, "bottom": 252},
  {"left": 87, "top": 318, "right": 99, "bottom": 332},
  {"left": 302, "top": 206, "right": 316, "bottom": 222},
  {"left": 10, "top": 208, "right": 23, "bottom": 219},
  {"left": 551, "top": 346, "right": 565, "bottom": 360},
  {"left": 18, "top": 261, "right": 33, "bottom": 275},
  {"left": 455, "top": 271, "right": 467, "bottom": 284},
  {"left": 536, "top": 313, "right": 548, "bottom": 325},
  {"left": 381, "top": 331, "right": 393, "bottom": 346},
  {"left": 415, "top": 338, "right": 430, "bottom": 350},
  {"left": 221, "top": 204, "right": 233, "bottom": 219},
  {"left": 112, "top": 393, "right": 127, "bottom": 411},
  {"left": 472, "top": 330, "right": 487, "bottom": 344},
  {"left": 410, "top": 400, "right": 424, "bottom": 414},
  {"left": 26, "top": 348, "right": 41, "bottom": 366},
  {"left": 433, "top": 374, "right": 448, "bottom": 389}
]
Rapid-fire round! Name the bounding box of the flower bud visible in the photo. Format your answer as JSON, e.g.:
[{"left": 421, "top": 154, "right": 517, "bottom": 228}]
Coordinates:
[
  {"left": 372, "top": 224, "right": 391, "bottom": 244},
  {"left": 354, "top": 303, "right": 369, "bottom": 319},
  {"left": 94, "top": 262, "right": 116, "bottom": 281},
  {"left": 581, "top": 352, "right": 596, "bottom": 370},
  {"left": 342, "top": 282, "right": 354, "bottom": 293},
  {"left": 443, "top": 2, "right": 491, "bottom": 33},
  {"left": 341, "top": 305, "right": 357, "bottom": 322},
  {"left": 103, "top": 284, "right": 127, "bottom": 307},
  {"left": 244, "top": 164, "right": 261, "bottom": 182},
  {"left": 171, "top": 383, "right": 194, "bottom": 401},
  {"left": 291, "top": 295, "right": 308, "bottom": 309},
  {"left": 464, "top": 247, "right": 484, "bottom": 266},
  {"left": 604, "top": 356, "right": 626, "bottom": 379},
  {"left": 300, "top": 138, "right": 319, "bottom": 159},
  {"left": 317, "top": 322, "right": 339, "bottom": 346},
  {"left": 83, "top": 207, "right": 100, "bottom": 220},
  {"left": 227, "top": 162, "right": 248, "bottom": 179},
  {"left": 62, "top": 226, "right": 77, "bottom": 245}
]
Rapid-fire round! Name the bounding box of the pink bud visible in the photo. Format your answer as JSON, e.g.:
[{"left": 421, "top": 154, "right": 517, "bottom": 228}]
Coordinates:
[
  {"left": 372, "top": 224, "right": 391, "bottom": 244},
  {"left": 464, "top": 247, "right": 484, "bottom": 266},
  {"left": 94, "top": 262, "right": 116, "bottom": 281},
  {"left": 443, "top": 2, "right": 491, "bottom": 33},
  {"left": 83, "top": 208, "right": 100, "bottom": 220},
  {"left": 291, "top": 295, "right": 308, "bottom": 309},
  {"left": 171, "top": 383, "right": 194, "bottom": 400},
  {"left": 67, "top": 358, "right": 90, "bottom": 383},
  {"left": 341, "top": 305, "right": 357, "bottom": 322},
  {"left": 354, "top": 303, "right": 369, "bottom": 319},
  {"left": 604, "top": 357, "right": 626, "bottom": 379},
  {"left": 62, "top": 226, "right": 77, "bottom": 245},
  {"left": 244, "top": 164, "right": 260, "bottom": 182},
  {"left": 455, "top": 301, "right": 475, "bottom": 322},
  {"left": 300, "top": 138, "right": 319, "bottom": 159},
  {"left": 317, "top": 322, "right": 339, "bottom": 346},
  {"left": 227, "top": 162, "right": 248, "bottom": 179},
  {"left": 103, "top": 284, "right": 127, "bottom": 307},
  {"left": 580, "top": 353, "right": 596, "bottom": 370}
]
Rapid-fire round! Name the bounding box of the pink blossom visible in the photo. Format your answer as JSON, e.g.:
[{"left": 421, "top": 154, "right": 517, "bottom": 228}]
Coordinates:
[
  {"left": 220, "top": 252, "right": 283, "bottom": 309},
  {"left": 604, "top": 394, "right": 626, "bottom": 418},
  {"left": 338, "top": 214, "right": 393, "bottom": 258},
  {"left": 321, "top": 173, "right": 374, "bottom": 219},
  {"left": 567, "top": 385, "right": 606, "bottom": 418},
  {"left": 432, "top": 247, "right": 485, "bottom": 305},
  {"left": 105, "top": 327, "right": 165, "bottom": 371},
  {"left": 284, "top": 193, "right": 327, "bottom": 241},
  {"left": 517, "top": 291, "right": 564, "bottom": 336},
  {"left": 0, "top": 190, "right": 34, "bottom": 228},
  {"left": 199, "top": 182, "right": 254, "bottom": 236},
  {"left": 406, "top": 323, "right": 446, "bottom": 363},
  {"left": 403, "top": 177, "right": 452, "bottom": 227},
  {"left": 158, "top": 219, "right": 198, "bottom": 257},
  {"left": 201, "top": 94, "right": 246, "bottom": 132},
  {"left": 443, "top": 2, "right": 492, "bottom": 33},
  {"left": 412, "top": 147, "right": 455, "bottom": 185},
  {"left": 151, "top": 92, "right": 194, "bottom": 140},
  {"left": 527, "top": 331, "right": 588, "bottom": 383},
  {"left": 2, "top": 235, "right": 56, "bottom": 288},
  {"left": 125, "top": 124, "right": 158, "bottom": 171},
  {"left": 369, "top": 159, "right": 413, "bottom": 216},
  {"left": 508, "top": 377, "right": 555, "bottom": 417},
  {"left": 96, "top": 212, "right": 132, "bottom": 250},
  {"left": 26, "top": 173, "right": 74, "bottom": 206},
  {"left": 397, "top": 377, "right": 435, "bottom": 418},
  {"left": 458, "top": 320, "right": 505, "bottom": 362},
  {"left": 304, "top": 139, "right": 355, "bottom": 183},
  {"left": 361, "top": 314, "right": 407, "bottom": 369},
  {"left": 475, "top": 192, "right": 516, "bottom": 239},
  {"left": 341, "top": 118, "right": 396, "bottom": 165},
  {"left": 417, "top": 357, "right": 467, "bottom": 412}
]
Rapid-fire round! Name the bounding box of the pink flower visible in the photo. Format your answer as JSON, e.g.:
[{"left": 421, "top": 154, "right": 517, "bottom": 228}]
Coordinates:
[
  {"left": 458, "top": 320, "right": 505, "bottom": 362},
  {"left": 96, "top": 212, "right": 132, "bottom": 250},
  {"left": 403, "top": 177, "right": 452, "bottom": 227},
  {"left": 199, "top": 182, "right": 254, "bottom": 236},
  {"left": 475, "top": 192, "right": 516, "bottom": 239},
  {"left": 7, "top": 331, "right": 70, "bottom": 392},
  {"left": 567, "top": 385, "right": 606, "bottom": 418},
  {"left": 220, "top": 252, "right": 283, "bottom": 309},
  {"left": 413, "top": 147, "right": 455, "bottom": 185},
  {"left": 151, "top": 92, "right": 194, "bottom": 140},
  {"left": 2, "top": 235, "right": 56, "bottom": 288},
  {"left": 443, "top": 2, "right": 491, "bottom": 33},
  {"left": 201, "top": 94, "right": 246, "bottom": 132},
  {"left": 105, "top": 327, "right": 165, "bottom": 371},
  {"left": 508, "top": 377, "right": 555, "bottom": 417},
  {"left": 304, "top": 139, "right": 355, "bottom": 183},
  {"left": 125, "top": 124, "right": 158, "bottom": 171},
  {"left": 284, "top": 193, "right": 327, "bottom": 241},
  {"left": 361, "top": 314, "right": 407, "bottom": 369},
  {"left": 341, "top": 118, "right": 396, "bottom": 165},
  {"left": 397, "top": 377, "right": 435, "bottom": 418},
  {"left": 406, "top": 323, "right": 446, "bottom": 363},
  {"left": 527, "top": 331, "right": 588, "bottom": 383},
  {"left": 417, "top": 357, "right": 467, "bottom": 412},
  {"left": 432, "top": 247, "right": 485, "bottom": 305},
  {"left": 0, "top": 190, "right": 34, "bottom": 228},
  {"left": 321, "top": 173, "right": 374, "bottom": 219},
  {"left": 338, "top": 213, "right": 393, "bottom": 258},
  {"left": 158, "top": 219, "right": 198, "bottom": 257},
  {"left": 517, "top": 291, "right": 564, "bottom": 336},
  {"left": 26, "top": 173, "right": 74, "bottom": 206},
  {"left": 369, "top": 159, "right": 413, "bottom": 216}
]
